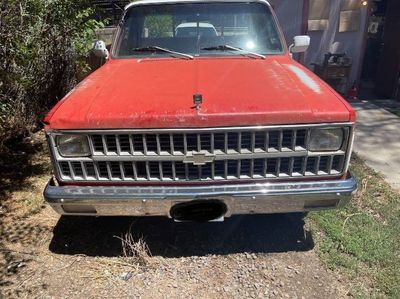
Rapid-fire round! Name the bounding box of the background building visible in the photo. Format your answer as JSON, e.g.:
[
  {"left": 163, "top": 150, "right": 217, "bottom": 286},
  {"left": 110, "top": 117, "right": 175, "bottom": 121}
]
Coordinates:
[{"left": 271, "top": 0, "right": 399, "bottom": 100}]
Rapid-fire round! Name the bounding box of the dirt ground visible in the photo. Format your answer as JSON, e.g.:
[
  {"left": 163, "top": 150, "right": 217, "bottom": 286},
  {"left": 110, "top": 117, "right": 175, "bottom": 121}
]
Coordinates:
[{"left": 0, "top": 131, "right": 352, "bottom": 298}]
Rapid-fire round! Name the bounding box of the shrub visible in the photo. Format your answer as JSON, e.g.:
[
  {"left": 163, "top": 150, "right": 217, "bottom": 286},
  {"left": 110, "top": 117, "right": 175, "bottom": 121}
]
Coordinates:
[{"left": 0, "top": 0, "right": 105, "bottom": 151}]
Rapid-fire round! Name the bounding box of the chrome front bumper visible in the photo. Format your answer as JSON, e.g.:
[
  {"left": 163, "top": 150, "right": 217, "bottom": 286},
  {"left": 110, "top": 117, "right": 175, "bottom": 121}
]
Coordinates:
[{"left": 44, "top": 175, "right": 357, "bottom": 217}]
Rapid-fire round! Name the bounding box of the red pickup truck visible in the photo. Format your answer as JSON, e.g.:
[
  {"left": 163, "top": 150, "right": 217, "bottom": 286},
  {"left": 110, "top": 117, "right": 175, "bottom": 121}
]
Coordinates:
[{"left": 43, "top": 0, "right": 356, "bottom": 221}]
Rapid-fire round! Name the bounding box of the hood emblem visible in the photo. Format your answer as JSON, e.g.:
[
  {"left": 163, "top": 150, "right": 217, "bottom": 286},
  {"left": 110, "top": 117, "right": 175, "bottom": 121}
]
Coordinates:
[
  {"left": 183, "top": 151, "right": 215, "bottom": 165},
  {"left": 193, "top": 93, "right": 203, "bottom": 111}
]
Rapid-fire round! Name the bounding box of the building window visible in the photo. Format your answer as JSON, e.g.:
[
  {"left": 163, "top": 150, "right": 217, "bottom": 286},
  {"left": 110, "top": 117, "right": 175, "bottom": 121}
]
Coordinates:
[
  {"left": 308, "top": 0, "right": 330, "bottom": 31},
  {"left": 339, "top": 0, "right": 362, "bottom": 32}
]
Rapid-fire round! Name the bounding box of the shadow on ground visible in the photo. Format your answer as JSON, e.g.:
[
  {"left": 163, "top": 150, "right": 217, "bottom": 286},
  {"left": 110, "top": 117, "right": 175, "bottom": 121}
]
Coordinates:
[{"left": 49, "top": 214, "right": 314, "bottom": 258}]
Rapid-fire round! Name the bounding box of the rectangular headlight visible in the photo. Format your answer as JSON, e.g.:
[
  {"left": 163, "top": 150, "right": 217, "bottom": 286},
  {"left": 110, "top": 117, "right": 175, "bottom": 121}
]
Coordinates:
[
  {"left": 309, "top": 128, "right": 344, "bottom": 151},
  {"left": 56, "top": 135, "right": 90, "bottom": 157}
]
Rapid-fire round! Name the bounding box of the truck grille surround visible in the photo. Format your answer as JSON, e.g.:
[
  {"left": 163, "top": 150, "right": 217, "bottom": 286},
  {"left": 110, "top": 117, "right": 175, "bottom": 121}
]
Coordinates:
[{"left": 49, "top": 124, "right": 354, "bottom": 183}]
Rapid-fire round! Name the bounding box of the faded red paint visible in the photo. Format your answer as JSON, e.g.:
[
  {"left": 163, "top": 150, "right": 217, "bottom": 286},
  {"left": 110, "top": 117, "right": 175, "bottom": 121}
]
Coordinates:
[{"left": 45, "top": 55, "right": 355, "bottom": 130}]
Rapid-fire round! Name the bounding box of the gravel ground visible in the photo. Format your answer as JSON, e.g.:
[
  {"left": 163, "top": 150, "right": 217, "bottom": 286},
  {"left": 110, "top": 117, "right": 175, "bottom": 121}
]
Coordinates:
[{"left": 1, "top": 209, "right": 350, "bottom": 298}]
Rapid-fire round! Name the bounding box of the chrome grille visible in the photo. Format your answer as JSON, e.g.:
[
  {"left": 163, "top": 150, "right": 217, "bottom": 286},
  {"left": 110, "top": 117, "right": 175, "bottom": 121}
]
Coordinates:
[{"left": 50, "top": 125, "right": 352, "bottom": 183}]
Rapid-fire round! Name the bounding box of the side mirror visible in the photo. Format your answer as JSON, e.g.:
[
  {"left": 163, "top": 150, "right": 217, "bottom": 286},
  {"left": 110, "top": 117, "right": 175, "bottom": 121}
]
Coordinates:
[
  {"left": 92, "top": 40, "right": 109, "bottom": 59},
  {"left": 289, "top": 35, "right": 311, "bottom": 53}
]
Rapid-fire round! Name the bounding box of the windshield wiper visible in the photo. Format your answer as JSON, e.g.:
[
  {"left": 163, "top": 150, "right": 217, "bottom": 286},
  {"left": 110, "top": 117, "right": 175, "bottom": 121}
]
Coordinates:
[
  {"left": 201, "top": 45, "right": 266, "bottom": 59},
  {"left": 132, "top": 46, "right": 194, "bottom": 60}
]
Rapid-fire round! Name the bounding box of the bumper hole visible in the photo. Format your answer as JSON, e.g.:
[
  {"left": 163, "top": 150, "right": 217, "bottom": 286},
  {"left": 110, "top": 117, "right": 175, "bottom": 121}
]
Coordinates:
[{"left": 170, "top": 200, "right": 227, "bottom": 222}]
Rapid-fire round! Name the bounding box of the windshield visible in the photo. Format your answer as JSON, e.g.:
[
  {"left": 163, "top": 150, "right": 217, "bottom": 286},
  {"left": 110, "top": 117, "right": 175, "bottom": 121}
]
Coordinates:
[{"left": 113, "top": 2, "right": 284, "bottom": 58}]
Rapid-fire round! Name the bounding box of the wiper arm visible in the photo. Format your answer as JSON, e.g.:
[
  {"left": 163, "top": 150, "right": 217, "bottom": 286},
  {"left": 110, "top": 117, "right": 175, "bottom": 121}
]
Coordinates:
[
  {"left": 201, "top": 45, "right": 266, "bottom": 59},
  {"left": 132, "top": 46, "right": 194, "bottom": 60}
]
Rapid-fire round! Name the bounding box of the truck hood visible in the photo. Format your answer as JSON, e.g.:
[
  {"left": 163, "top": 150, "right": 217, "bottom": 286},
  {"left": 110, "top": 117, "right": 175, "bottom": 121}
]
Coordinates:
[{"left": 46, "top": 56, "right": 354, "bottom": 129}]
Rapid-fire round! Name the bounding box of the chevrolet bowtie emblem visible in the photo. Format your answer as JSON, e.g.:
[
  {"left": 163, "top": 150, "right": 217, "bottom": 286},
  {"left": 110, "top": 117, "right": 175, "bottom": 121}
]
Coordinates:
[{"left": 183, "top": 151, "right": 216, "bottom": 165}]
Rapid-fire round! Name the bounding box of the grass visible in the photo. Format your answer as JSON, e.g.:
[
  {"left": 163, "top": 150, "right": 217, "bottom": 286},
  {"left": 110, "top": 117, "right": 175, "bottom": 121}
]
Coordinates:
[
  {"left": 117, "top": 227, "right": 152, "bottom": 267},
  {"left": 308, "top": 154, "right": 400, "bottom": 298}
]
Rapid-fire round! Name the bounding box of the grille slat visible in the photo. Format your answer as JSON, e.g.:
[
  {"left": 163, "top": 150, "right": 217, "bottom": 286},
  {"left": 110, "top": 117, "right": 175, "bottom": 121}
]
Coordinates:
[
  {"left": 145, "top": 162, "right": 150, "bottom": 180},
  {"left": 197, "top": 134, "right": 201, "bottom": 151},
  {"left": 81, "top": 161, "right": 88, "bottom": 180},
  {"left": 183, "top": 134, "right": 188, "bottom": 154},
  {"left": 184, "top": 163, "right": 189, "bottom": 180},
  {"left": 128, "top": 135, "right": 134, "bottom": 154},
  {"left": 142, "top": 135, "right": 148, "bottom": 155},
  {"left": 132, "top": 162, "right": 138, "bottom": 180},
  {"left": 156, "top": 135, "right": 161, "bottom": 155},
  {"left": 172, "top": 161, "right": 177, "bottom": 180},
  {"left": 169, "top": 134, "right": 174, "bottom": 153},
  {"left": 158, "top": 161, "right": 163, "bottom": 180},
  {"left": 102, "top": 136, "right": 108, "bottom": 155},
  {"left": 106, "top": 162, "right": 112, "bottom": 180},
  {"left": 276, "top": 158, "right": 281, "bottom": 177},
  {"left": 237, "top": 132, "right": 242, "bottom": 153},
  {"left": 263, "top": 158, "right": 268, "bottom": 177},
  {"left": 288, "top": 157, "right": 294, "bottom": 176},
  {"left": 251, "top": 132, "right": 256, "bottom": 153},
  {"left": 210, "top": 133, "right": 215, "bottom": 154},
  {"left": 315, "top": 156, "right": 321, "bottom": 174},
  {"left": 327, "top": 156, "right": 333, "bottom": 174},
  {"left": 224, "top": 160, "right": 228, "bottom": 179},
  {"left": 301, "top": 157, "right": 307, "bottom": 175},
  {"left": 55, "top": 126, "right": 350, "bottom": 182},
  {"left": 116, "top": 135, "right": 122, "bottom": 155},
  {"left": 119, "top": 162, "right": 125, "bottom": 180},
  {"left": 291, "top": 130, "right": 297, "bottom": 151}
]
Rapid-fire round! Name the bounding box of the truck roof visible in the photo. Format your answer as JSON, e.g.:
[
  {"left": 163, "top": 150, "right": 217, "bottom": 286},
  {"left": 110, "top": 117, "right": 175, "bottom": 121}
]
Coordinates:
[{"left": 125, "top": 0, "right": 272, "bottom": 10}]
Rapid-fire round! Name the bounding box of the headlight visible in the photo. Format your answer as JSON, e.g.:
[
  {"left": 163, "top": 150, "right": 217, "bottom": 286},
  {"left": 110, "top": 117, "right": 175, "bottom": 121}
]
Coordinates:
[
  {"left": 309, "top": 128, "right": 344, "bottom": 151},
  {"left": 56, "top": 135, "right": 90, "bottom": 157}
]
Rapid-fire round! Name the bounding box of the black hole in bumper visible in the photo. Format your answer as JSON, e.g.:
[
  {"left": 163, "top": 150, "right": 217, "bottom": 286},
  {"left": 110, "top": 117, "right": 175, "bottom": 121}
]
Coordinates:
[{"left": 170, "top": 200, "right": 227, "bottom": 222}]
